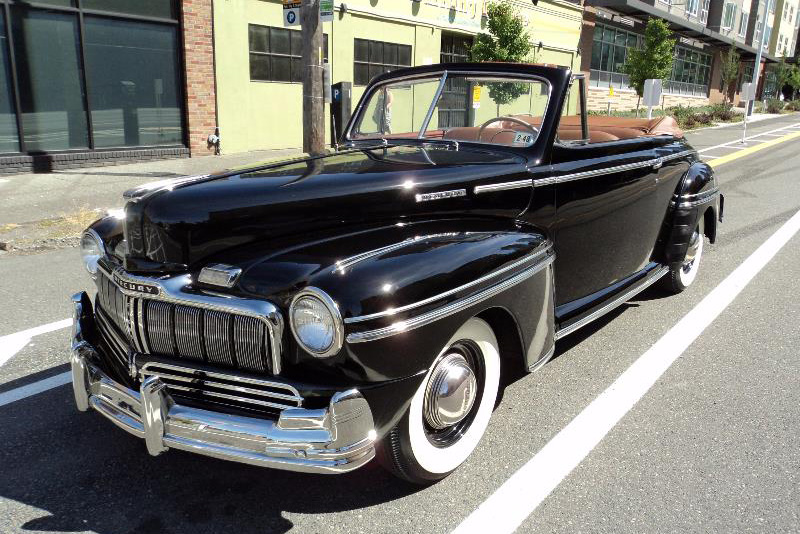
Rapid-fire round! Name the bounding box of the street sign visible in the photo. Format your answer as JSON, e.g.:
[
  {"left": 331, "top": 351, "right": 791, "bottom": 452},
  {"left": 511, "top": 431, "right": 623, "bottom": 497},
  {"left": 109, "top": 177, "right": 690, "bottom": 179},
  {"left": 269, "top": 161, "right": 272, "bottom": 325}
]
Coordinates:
[
  {"left": 320, "top": 0, "right": 334, "bottom": 22},
  {"left": 741, "top": 82, "right": 755, "bottom": 102},
  {"left": 643, "top": 79, "right": 663, "bottom": 119},
  {"left": 283, "top": 0, "right": 301, "bottom": 27},
  {"left": 643, "top": 79, "right": 662, "bottom": 107}
]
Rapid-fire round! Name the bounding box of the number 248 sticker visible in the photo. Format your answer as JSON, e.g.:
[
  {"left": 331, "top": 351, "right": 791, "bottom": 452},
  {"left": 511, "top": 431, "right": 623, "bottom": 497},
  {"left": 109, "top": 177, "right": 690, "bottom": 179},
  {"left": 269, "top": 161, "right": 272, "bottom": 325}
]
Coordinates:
[{"left": 513, "top": 132, "right": 535, "bottom": 146}]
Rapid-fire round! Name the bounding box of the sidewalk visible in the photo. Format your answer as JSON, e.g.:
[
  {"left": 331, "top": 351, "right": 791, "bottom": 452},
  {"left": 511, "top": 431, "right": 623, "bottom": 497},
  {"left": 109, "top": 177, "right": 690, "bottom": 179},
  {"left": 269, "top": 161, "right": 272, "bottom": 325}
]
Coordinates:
[{"left": 0, "top": 147, "right": 302, "bottom": 253}]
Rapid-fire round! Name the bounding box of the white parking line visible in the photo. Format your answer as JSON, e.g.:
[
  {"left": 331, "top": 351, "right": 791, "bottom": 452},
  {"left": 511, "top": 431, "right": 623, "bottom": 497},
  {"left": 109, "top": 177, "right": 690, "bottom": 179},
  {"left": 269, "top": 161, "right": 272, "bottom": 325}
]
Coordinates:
[
  {"left": 698, "top": 122, "right": 800, "bottom": 154},
  {"left": 0, "top": 318, "right": 71, "bottom": 368},
  {"left": 453, "top": 209, "right": 800, "bottom": 534},
  {"left": 0, "top": 372, "right": 71, "bottom": 408}
]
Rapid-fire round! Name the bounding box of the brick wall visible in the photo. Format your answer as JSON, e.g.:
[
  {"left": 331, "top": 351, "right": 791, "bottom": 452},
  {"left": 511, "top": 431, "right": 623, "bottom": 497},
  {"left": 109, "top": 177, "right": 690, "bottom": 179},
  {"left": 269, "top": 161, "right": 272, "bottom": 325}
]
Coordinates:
[
  {"left": 587, "top": 87, "right": 710, "bottom": 112},
  {"left": 181, "top": 0, "right": 217, "bottom": 156}
]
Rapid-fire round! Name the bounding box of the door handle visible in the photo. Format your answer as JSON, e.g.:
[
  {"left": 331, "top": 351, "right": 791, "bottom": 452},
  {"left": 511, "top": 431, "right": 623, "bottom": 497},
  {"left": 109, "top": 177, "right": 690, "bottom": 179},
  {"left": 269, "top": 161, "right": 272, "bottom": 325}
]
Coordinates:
[{"left": 652, "top": 158, "right": 663, "bottom": 170}]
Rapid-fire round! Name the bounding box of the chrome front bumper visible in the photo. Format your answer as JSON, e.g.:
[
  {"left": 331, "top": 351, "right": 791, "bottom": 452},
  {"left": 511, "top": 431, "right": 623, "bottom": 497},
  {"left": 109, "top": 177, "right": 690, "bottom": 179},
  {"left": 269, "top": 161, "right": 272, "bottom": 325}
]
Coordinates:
[{"left": 70, "top": 292, "right": 376, "bottom": 474}]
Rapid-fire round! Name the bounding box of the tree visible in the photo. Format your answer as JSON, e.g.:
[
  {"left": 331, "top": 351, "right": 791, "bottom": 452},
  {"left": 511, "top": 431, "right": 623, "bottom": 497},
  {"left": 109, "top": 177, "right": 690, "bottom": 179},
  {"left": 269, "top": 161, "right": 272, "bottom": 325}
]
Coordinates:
[
  {"left": 622, "top": 18, "right": 676, "bottom": 111},
  {"left": 470, "top": 1, "right": 534, "bottom": 110},
  {"left": 772, "top": 57, "right": 793, "bottom": 99},
  {"left": 787, "top": 64, "right": 800, "bottom": 100},
  {"left": 718, "top": 46, "right": 740, "bottom": 104}
]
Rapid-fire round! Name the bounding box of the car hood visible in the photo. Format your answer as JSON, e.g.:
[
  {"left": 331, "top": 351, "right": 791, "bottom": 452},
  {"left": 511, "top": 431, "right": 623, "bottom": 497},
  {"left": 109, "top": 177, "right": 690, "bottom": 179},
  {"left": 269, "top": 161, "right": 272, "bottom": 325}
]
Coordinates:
[{"left": 122, "top": 145, "right": 530, "bottom": 271}]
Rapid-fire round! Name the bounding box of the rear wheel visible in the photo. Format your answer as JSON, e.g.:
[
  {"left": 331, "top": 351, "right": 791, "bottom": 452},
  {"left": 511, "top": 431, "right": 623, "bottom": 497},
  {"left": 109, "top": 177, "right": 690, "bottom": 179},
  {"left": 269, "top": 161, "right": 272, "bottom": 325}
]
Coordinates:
[
  {"left": 377, "top": 317, "right": 500, "bottom": 484},
  {"left": 663, "top": 217, "right": 704, "bottom": 293}
]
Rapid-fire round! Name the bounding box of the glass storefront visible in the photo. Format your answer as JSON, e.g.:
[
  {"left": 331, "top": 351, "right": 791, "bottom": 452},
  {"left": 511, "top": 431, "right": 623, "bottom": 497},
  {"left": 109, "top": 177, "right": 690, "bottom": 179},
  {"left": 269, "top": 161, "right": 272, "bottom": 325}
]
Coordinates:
[
  {"left": 0, "top": 0, "right": 184, "bottom": 155},
  {"left": 590, "top": 23, "right": 712, "bottom": 97}
]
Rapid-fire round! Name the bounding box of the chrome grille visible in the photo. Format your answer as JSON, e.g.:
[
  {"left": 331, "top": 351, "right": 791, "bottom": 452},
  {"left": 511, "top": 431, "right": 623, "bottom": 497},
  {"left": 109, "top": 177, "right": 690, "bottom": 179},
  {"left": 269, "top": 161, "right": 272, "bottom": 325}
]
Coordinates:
[
  {"left": 140, "top": 361, "right": 302, "bottom": 415},
  {"left": 95, "top": 270, "right": 276, "bottom": 374}
]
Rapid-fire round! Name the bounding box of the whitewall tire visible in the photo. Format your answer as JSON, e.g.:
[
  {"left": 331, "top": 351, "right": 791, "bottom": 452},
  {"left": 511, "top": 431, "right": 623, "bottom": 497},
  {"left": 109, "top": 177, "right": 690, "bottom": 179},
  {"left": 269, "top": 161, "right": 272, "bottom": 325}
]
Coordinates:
[
  {"left": 377, "top": 317, "right": 500, "bottom": 484},
  {"left": 664, "top": 217, "right": 704, "bottom": 294}
]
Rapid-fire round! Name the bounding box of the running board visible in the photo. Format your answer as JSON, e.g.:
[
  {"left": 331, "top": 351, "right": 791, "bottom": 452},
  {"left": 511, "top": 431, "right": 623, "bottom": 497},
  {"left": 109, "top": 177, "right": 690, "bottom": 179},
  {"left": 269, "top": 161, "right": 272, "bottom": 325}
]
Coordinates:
[{"left": 554, "top": 266, "right": 670, "bottom": 340}]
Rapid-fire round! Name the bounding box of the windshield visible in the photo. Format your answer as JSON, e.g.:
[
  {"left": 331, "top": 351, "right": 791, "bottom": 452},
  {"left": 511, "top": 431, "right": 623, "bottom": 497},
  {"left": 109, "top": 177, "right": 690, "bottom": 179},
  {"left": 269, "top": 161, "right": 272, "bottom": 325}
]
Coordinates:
[{"left": 349, "top": 72, "right": 550, "bottom": 148}]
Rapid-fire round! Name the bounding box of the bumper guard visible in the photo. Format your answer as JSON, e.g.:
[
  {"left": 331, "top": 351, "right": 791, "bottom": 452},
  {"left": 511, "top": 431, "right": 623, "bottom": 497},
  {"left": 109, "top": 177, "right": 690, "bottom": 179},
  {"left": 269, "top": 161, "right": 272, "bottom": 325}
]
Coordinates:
[{"left": 70, "top": 292, "right": 376, "bottom": 474}]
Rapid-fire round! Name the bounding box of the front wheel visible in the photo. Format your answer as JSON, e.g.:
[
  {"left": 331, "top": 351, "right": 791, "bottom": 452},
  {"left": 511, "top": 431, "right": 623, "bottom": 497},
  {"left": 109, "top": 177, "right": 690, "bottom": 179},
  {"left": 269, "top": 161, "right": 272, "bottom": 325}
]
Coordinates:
[
  {"left": 377, "top": 317, "right": 500, "bottom": 484},
  {"left": 663, "top": 217, "right": 705, "bottom": 293}
]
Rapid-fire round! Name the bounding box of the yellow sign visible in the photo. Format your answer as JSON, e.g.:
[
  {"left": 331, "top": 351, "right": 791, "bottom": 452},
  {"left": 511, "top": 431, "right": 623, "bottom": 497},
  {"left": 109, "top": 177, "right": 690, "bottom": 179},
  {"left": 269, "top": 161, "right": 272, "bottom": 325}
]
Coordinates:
[
  {"left": 472, "top": 86, "right": 482, "bottom": 109},
  {"left": 609, "top": 86, "right": 615, "bottom": 97}
]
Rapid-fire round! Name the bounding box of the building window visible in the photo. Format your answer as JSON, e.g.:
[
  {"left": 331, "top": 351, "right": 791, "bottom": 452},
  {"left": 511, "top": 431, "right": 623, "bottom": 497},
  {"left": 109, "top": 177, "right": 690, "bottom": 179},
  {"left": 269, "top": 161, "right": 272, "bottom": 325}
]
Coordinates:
[
  {"left": 721, "top": 2, "right": 737, "bottom": 29},
  {"left": 763, "top": 25, "right": 772, "bottom": 50},
  {"left": 686, "top": 0, "right": 699, "bottom": 17},
  {"left": 741, "top": 63, "right": 754, "bottom": 84},
  {"left": 589, "top": 23, "right": 642, "bottom": 90},
  {"left": 738, "top": 11, "right": 749, "bottom": 36},
  {"left": 248, "top": 25, "right": 328, "bottom": 83},
  {"left": 700, "top": 0, "right": 710, "bottom": 22},
  {"left": 354, "top": 38, "right": 412, "bottom": 86},
  {"left": 0, "top": 11, "right": 19, "bottom": 153},
  {"left": 665, "top": 46, "right": 712, "bottom": 97},
  {"left": 0, "top": 0, "right": 182, "bottom": 155},
  {"left": 84, "top": 17, "right": 183, "bottom": 148}
]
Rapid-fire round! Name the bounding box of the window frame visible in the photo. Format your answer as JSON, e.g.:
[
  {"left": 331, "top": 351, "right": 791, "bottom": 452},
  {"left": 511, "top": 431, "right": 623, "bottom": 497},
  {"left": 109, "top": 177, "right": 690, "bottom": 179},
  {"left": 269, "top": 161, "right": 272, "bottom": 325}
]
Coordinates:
[
  {"left": 353, "top": 38, "right": 412, "bottom": 86},
  {"left": 738, "top": 11, "right": 749, "bottom": 36},
  {"left": 721, "top": 2, "right": 737, "bottom": 30},
  {"left": 686, "top": 0, "right": 699, "bottom": 18},
  {"left": 0, "top": 0, "right": 184, "bottom": 156},
  {"left": 248, "top": 24, "right": 328, "bottom": 84}
]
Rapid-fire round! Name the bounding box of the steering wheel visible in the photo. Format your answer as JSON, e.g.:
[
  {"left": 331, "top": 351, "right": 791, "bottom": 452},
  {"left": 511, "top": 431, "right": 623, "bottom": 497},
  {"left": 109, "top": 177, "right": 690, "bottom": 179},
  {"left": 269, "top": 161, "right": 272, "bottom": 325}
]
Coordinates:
[{"left": 477, "top": 116, "right": 539, "bottom": 141}]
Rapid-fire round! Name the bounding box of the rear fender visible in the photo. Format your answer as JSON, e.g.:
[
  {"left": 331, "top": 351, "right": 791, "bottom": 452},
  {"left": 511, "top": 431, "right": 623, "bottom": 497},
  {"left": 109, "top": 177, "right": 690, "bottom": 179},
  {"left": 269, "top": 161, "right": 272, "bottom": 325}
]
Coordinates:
[{"left": 661, "top": 161, "right": 719, "bottom": 266}]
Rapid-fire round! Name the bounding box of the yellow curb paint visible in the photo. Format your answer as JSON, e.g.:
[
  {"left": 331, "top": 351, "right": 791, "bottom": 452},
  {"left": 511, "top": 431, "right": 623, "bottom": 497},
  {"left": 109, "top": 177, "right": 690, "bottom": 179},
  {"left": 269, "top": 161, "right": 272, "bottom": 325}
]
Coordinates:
[{"left": 708, "top": 130, "right": 800, "bottom": 168}]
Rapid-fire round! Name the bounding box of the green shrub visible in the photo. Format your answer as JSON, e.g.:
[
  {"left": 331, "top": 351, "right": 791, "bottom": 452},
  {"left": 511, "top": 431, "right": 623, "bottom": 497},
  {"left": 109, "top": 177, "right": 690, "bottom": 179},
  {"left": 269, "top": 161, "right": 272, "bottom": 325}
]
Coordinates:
[
  {"left": 766, "top": 98, "right": 784, "bottom": 113},
  {"left": 784, "top": 99, "right": 800, "bottom": 111},
  {"left": 707, "top": 102, "right": 735, "bottom": 121}
]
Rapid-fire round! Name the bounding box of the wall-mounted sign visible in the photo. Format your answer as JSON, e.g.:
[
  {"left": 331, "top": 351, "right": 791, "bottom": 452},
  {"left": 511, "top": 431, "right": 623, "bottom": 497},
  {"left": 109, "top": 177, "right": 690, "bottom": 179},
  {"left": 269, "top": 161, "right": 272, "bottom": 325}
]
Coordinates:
[{"left": 283, "top": 0, "right": 301, "bottom": 27}]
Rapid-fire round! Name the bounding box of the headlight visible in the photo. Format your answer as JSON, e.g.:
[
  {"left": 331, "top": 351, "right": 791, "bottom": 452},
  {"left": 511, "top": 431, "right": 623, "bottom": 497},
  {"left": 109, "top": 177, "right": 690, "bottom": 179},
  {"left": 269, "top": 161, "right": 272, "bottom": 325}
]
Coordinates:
[
  {"left": 80, "top": 230, "right": 104, "bottom": 275},
  {"left": 289, "top": 287, "right": 344, "bottom": 358}
]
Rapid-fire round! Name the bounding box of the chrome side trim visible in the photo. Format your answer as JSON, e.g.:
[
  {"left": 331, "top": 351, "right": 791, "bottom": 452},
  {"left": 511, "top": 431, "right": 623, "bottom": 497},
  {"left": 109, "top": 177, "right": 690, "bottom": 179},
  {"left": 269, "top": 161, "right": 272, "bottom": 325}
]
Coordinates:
[
  {"left": 555, "top": 265, "right": 670, "bottom": 340},
  {"left": 673, "top": 186, "right": 720, "bottom": 201},
  {"left": 347, "top": 254, "right": 555, "bottom": 343},
  {"left": 532, "top": 150, "right": 695, "bottom": 188},
  {"left": 334, "top": 232, "right": 460, "bottom": 274},
  {"left": 671, "top": 196, "right": 718, "bottom": 209},
  {"left": 344, "top": 244, "right": 554, "bottom": 324},
  {"left": 527, "top": 344, "right": 556, "bottom": 373},
  {"left": 474, "top": 179, "right": 533, "bottom": 194}
]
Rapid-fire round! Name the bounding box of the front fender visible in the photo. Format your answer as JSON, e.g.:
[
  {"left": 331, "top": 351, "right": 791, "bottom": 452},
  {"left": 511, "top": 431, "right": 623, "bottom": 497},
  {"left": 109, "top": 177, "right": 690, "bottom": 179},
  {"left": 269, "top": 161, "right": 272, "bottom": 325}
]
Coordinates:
[{"left": 229, "top": 218, "right": 553, "bottom": 385}]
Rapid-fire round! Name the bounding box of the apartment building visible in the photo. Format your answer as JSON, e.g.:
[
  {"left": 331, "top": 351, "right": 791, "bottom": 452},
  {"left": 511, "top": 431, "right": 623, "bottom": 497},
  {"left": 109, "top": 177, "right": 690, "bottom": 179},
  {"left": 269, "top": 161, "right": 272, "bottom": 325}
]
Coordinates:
[{"left": 580, "top": 0, "right": 780, "bottom": 110}]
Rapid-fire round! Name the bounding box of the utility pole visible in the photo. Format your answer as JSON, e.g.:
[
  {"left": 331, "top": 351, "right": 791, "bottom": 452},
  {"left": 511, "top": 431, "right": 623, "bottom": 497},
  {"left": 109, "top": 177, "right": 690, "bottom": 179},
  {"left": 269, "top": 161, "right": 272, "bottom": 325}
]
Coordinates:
[
  {"left": 749, "top": 0, "right": 770, "bottom": 116},
  {"left": 301, "top": 0, "right": 325, "bottom": 154}
]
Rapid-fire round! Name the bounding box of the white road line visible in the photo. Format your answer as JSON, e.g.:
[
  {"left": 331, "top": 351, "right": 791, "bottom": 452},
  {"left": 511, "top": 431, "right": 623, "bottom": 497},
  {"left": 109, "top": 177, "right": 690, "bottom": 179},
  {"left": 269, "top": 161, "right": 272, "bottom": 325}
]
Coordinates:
[
  {"left": 697, "top": 122, "right": 800, "bottom": 153},
  {"left": 453, "top": 209, "right": 800, "bottom": 534},
  {"left": 0, "top": 318, "right": 71, "bottom": 368},
  {"left": 0, "top": 372, "right": 72, "bottom": 408}
]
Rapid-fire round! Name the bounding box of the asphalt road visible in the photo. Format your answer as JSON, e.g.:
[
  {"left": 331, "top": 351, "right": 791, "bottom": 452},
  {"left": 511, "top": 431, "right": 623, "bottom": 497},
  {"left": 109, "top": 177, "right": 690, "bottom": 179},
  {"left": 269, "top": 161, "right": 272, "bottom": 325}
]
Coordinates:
[{"left": 1, "top": 116, "right": 799, "bottom": 534}]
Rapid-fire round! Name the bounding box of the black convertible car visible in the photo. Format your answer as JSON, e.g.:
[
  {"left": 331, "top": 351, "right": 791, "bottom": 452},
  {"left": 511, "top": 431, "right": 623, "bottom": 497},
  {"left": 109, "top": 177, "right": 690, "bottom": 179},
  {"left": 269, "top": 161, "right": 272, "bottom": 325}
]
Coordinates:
[{"left": 71, "top": 62, "right": 722, "bottom": 484}]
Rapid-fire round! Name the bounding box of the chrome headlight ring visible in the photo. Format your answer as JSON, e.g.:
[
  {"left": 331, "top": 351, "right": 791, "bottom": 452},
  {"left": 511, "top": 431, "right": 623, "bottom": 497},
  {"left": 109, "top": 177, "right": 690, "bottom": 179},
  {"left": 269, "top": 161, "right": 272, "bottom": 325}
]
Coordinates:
[
  {"left": 289, "top": 287, "right": 344, "bottom": 359},
  {"left": 80, "top": 229, "right": 105, "bottom": 276}
]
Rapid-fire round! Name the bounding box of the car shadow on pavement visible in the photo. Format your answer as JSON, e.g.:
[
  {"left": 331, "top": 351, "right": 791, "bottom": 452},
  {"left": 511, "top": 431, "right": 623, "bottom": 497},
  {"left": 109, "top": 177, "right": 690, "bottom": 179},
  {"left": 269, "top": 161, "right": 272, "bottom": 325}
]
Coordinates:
[{"left": 0, "top": 388, "right": 423, "bottom": 534}]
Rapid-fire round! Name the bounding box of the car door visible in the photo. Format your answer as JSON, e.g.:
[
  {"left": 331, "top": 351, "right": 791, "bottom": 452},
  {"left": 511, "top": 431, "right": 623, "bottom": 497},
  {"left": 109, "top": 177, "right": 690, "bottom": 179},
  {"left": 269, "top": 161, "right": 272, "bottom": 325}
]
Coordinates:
[{"left": 548, "top": 138, "right": 664, "bottom": 319}]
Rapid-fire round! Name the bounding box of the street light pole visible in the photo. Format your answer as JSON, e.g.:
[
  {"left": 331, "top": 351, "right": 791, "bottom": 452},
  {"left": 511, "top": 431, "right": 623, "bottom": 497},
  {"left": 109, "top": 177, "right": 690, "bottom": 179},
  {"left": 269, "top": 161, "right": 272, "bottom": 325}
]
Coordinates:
[
  {"left": 749, "top": 0, "right": 770, "bottom": 116},
  {"left": 301, "top": 0, "right": 325, "bottom": 154}
]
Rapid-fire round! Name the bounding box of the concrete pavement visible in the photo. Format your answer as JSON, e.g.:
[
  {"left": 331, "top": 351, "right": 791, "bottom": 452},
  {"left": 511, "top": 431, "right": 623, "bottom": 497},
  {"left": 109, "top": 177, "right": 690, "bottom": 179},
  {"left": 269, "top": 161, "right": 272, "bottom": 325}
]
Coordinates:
[{"left": 0, "top": 114, "right": 799, "bottom": 533}]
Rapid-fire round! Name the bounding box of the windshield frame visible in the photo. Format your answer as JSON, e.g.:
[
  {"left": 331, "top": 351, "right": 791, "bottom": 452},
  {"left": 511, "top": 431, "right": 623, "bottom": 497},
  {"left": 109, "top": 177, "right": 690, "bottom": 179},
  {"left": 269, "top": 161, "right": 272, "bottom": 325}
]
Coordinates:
[{"left": 344, "top": 69, "right": 553, "bottom": 149}]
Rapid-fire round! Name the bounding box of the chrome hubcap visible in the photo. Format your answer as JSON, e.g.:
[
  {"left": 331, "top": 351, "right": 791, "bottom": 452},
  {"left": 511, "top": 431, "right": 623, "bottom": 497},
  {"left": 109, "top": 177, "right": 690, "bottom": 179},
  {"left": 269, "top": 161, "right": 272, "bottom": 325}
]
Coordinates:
[
  {"left": 683, "top": 225, "right": 702, "bottom": 273},
  {"left": 423, "top": 353, "right": 478, "bottom": 430}
]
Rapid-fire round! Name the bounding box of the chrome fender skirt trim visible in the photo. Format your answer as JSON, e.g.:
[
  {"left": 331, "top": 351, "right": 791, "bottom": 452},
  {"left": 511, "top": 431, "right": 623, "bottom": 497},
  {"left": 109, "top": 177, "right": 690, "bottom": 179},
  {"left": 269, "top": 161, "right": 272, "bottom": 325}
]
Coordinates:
[{"left": 346, "top": 252, "right": 555, "bottom": 344}]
